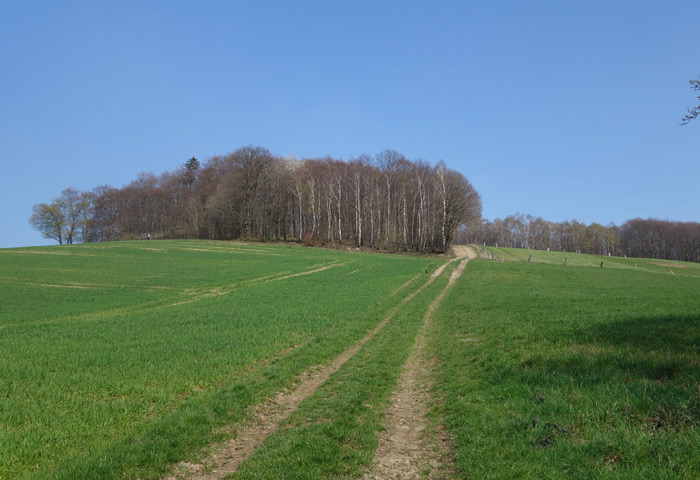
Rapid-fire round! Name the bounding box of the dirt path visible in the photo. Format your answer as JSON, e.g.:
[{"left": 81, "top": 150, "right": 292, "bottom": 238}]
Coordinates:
[
  {"left": 164, "top": 257, "right": 455, "bottom": 480},
  {"left": 364, "top": 245, "right": 476, "bottom": 480}
]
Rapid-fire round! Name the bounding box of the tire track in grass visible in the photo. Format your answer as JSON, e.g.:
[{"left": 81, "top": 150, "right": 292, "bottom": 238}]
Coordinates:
[
  {"left": 164, "top": 259, "right": 454, "bottom": 480},
  {"left": 2, "top": 262, "right": 343, "bottom": 330},
  {"left": 365, "top": 246, "right": 476, "bottom": 480},
  {"left": 381, "top": 271, "right": 425, "bottom": 303},
  {"left": 167, "top": 262, "right": 342, "bottom": 307}
]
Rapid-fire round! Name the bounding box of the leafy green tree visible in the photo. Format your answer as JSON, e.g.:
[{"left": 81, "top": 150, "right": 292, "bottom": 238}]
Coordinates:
[
  {"left": 29, "top": 202, "right": 66, "bottom": 245},
  {"left": 28, "top": 188, "right": 90, "bottom": 245}
]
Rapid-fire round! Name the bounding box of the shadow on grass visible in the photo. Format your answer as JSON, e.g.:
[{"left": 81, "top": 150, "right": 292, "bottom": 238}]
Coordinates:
[
  {"left": 579, "top": 315, "right": 700, "bottom": 355},
  {"left": 533, "top": 315, "right": 700, "bottom": 431},
  {"left": 536, "top": 315, "right": 700, "bottom": 384},
  {"left": 500, "top": 315, "right": 700, "bottom": 457}
]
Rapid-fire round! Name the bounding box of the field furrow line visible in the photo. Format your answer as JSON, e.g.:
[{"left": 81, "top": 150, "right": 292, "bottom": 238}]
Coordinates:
[
  {"left": 166, "top": 262, "right": 342, "bottom": 307},
  {"left": 3, "top": 262, "right": 342, "bottom": 330},
  {"left": 164, "top": 260, "right": 450, "bottom": 480},
  {"left": 364, "top": 246, "right": 476, "bottom": 480},
  {"left": 381, "top": 271, "right": 424, "bottom": 303}
]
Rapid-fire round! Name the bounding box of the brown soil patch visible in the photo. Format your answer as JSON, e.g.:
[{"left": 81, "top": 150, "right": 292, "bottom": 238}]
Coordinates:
[
  {"left": 364, "top": 246, "right": 475, "bottom": 480},
  {"left": 164, "top": 258, "right": 453, "bottom": 480}
]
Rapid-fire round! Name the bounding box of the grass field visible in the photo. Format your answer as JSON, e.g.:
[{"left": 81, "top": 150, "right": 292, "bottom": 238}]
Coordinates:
[
  {"left": 0, "top": 240, "right": 438, "bottom": 479},
  {"left": 433, "top": 247, "right": 700, "bottom": 479},
  {"left": 480, "top": 245, "right": 700, "bottom": 277},
  {"left": 2, "top": 241, "right": 699, "bottom": 479}
]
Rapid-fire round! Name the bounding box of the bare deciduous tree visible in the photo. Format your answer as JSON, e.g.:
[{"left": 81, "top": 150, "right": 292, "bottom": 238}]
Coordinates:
[
  {"left": 681, "top": 76, "right": 700, "bottom": 125},
  {"left": 39, "top": 146, "right": 483, "bottom": 253}
]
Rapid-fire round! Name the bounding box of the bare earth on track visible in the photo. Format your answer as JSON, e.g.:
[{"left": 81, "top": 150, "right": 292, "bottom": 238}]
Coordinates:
[
  {"left": 164, "top": 253, "right": 457, "bottom": 480},
  {"left": 364, "top": 245, "right": 476, "bottom": 480}
]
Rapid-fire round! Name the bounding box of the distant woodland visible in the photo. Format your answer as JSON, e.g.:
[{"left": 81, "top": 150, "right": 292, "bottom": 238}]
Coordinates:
[
  {"left": 465, "top": 215, "right": 700, "bottom": 263},
  {"left": 30, "top": 146, "right": 482, "bottom": 253},
  {"left": 29, "top": 145, "right": 700, "bottom": 262}
]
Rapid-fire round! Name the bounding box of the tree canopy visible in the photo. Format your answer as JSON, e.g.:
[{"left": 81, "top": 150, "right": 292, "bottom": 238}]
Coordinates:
[
  {"left": 31, "top": 148, "right": 482, "bottom": 253},
  {"left": 28, "top": 188, "right": 89, "bottom": 245}
]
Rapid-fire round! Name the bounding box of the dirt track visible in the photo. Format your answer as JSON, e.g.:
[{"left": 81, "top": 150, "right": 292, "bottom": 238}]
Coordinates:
[
  {"left": 364, "top": 246, "right": 476, "bottom": 479},
  {"left": 165, "top": 246, "right": 476, "bottom": 480}
]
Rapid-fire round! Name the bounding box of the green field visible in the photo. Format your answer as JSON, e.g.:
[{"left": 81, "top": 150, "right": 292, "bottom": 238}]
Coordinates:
[
  {"left": 1, "top": 242, "right": 699, "bottom": 479},
  {"left": 480, "top": 245, "right": 700, "bottom": 277},
  {"left": 434, "top": 247, "right": 700, "bottom": 479},
  {"left": 0, "top": 241, "right": 439, "bottom": 479}
]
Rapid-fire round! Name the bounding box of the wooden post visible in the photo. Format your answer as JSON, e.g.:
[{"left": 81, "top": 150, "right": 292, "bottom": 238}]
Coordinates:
[
  {"left": 600, "top": 261, "right": 603, "bottom": 268},
  {"left": 528, "top": 255, "right": 532, "bottom": 263}
]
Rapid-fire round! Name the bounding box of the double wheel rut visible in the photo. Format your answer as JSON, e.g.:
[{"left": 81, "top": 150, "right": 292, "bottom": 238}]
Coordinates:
[
  {"left": 166, "top": 246, "right": 476, "bottom": 479},
  {"left": 364, "top": 246, "right": 475, "bottom": 479}
]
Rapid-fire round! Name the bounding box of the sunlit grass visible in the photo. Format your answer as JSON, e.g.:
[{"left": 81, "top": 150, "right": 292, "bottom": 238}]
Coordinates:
[
  {"left": 5, "top": 241, "right": 696, "bottom": 478},
  {"left": 480, "top": 245, "right": 700, "bottom": 277},
  {"left": 231, "top": 262, "right": 454, "bottom": 479},
  {"left": 0, "top": 240, "right": 436, "bottom": 479},
  {"left": 433, "top": 258, "right": 700, "bottom": 478}
]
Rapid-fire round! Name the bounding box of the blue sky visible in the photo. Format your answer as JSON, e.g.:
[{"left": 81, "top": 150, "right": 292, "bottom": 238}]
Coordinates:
[{"left": 1, "top": 1, "right": 698, "bottom": 248}]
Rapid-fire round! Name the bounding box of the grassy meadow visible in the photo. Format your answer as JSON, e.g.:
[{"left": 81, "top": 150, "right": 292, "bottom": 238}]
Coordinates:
[
  {"left": 481, "top": 245, "right": 700, "bottom": 277},
  {"left": 0, "top": 240, "right": 437, "bottom": 479},
  {"left": 2, "top": 241, "right": 699, "bottom": 479},
  {"left": 433, "top": 248, "right": 700, "bottom": 479}
]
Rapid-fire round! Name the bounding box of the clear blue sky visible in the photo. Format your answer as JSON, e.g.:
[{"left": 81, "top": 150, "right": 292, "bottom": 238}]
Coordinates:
[{"left": 1, "top": 1, "right": 698, "bottom": 248}]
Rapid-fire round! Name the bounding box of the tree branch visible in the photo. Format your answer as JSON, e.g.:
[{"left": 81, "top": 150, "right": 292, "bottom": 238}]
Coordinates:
[{"left": 680, "top": 77, "right": 700, "bottom": 125}]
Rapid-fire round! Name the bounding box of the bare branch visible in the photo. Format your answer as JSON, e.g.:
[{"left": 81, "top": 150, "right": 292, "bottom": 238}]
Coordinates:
[{"left": 680, "top": 77, "right": 700, "bottom": 125}]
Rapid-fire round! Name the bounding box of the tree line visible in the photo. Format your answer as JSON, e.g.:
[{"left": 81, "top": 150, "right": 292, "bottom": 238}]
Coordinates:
[
  {"left": 464, "top": 214, "right": 700, "bottom": 263},
  {"left": 30, "top": 146, "right": 482, "bottom": 253}
]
